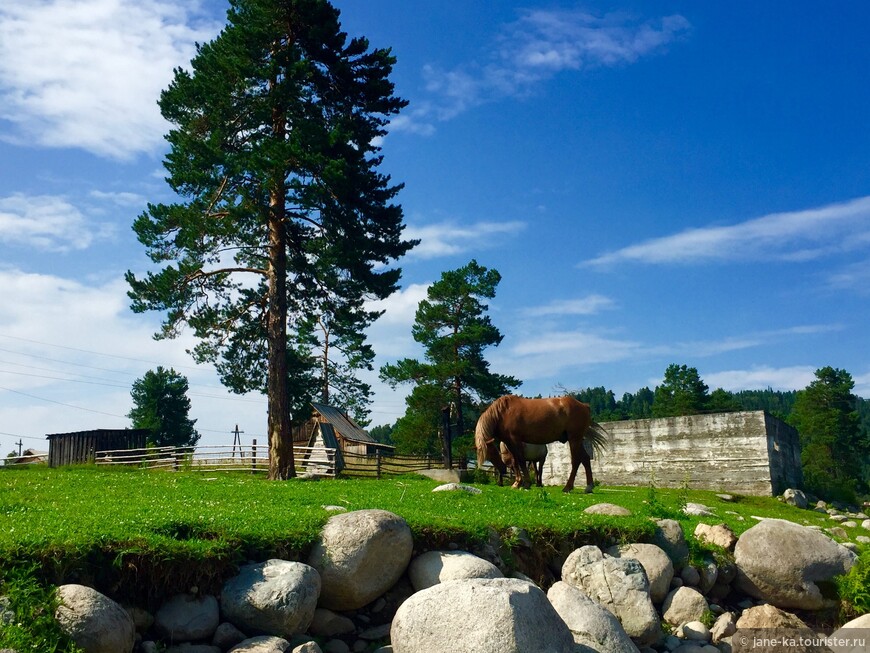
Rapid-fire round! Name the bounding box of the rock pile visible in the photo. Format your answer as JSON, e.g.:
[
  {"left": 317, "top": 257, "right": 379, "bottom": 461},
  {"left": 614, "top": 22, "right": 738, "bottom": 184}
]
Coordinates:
[{"left": 39, "top": 498, "right": 865, "bottom": 653}]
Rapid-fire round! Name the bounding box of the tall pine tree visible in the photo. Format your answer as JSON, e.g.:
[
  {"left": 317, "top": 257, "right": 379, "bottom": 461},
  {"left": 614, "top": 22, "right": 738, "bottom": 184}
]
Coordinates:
[
  {"left": 790, "top": 367, "right": 869, "bottom": 501},
  {"left": 128, "top": 367, "right": 200, "bottom": 448},
  {"left": 126, "top": 0, "right": 414, "bottom": 479},
  {"left": 380, "top": 260, "right": 519, "bottom": 455},
  {"left": 652, "top": 364, "right": 710, "bottom": 417}
]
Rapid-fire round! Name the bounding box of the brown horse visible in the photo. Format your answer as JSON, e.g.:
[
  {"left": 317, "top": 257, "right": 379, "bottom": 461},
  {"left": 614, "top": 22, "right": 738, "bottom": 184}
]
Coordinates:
[
  {"left": 482, "top": 439, "right": 548, "bottom": 487},
  {"left": 475, "top": 395, "right": 607, "bottom": 492}
]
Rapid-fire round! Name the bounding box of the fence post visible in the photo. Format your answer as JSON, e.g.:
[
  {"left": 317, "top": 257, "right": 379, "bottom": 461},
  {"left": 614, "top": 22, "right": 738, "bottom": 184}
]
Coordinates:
[
  {"left": 252, "top": 439, "right": 257, "bottom": 474},
  {"left": 376, "top": 451, "right": 382, "bottom": 480},
  {"left": 441, "top": 406, "right": 452, "bottom": 469}
]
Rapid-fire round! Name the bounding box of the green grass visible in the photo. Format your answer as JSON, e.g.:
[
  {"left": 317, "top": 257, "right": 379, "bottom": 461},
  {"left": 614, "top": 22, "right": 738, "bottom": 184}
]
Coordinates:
[
  {"left": 0, "top": 465, "right": 866, "bottom": 650},
  {"left": 0, "top": 564, "right": 84, "bottom": 653}
]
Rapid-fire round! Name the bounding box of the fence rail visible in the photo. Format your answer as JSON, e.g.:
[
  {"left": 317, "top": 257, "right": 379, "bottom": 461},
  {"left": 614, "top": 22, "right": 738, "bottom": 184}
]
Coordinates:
[
  {"left": 94, "top": 444, "right": 337, "bottom": 476},
  {"left": 341, "top": 450, "right": 443, "bottom": 478},
  {"left": 92, "top": 444, "right": 450, "bottom": 479}
]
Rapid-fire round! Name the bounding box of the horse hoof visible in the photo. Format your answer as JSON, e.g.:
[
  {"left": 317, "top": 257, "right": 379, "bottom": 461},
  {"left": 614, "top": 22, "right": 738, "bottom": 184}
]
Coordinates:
[{"left": 584, "top": 485, "right": 594, "bottom": 494}]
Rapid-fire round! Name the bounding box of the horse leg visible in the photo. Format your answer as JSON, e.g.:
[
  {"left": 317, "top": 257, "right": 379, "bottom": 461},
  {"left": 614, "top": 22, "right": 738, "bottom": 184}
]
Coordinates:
[
  {"left": 578, "top": 445, "right": 594, "bottom": 493},
  {"left": 505, "top": 438, "right": 531, "bottom": 489},
  {"left": 564, "top": 436, "right": 586, "bottom": 493},
  {"left": 534, "top": 459, "right": 544, "bottom": 487}
]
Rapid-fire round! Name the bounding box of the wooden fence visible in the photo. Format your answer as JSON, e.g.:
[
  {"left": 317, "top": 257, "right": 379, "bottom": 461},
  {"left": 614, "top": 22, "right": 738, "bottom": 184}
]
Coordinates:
[
  {"left": 94, "top": 443, "right": 336, "bottom": 476},
  {"left": 93, "top": 443, "right": 448, "bottom": 479},
  {"left": 341, "top": 450, "right": 443, "bottom": 479}
]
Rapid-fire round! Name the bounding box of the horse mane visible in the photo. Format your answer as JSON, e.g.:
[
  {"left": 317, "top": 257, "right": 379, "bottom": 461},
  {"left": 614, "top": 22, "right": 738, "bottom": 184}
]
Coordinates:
[{"left": 475, "top": 395, "right": 513, "bottom": 466}]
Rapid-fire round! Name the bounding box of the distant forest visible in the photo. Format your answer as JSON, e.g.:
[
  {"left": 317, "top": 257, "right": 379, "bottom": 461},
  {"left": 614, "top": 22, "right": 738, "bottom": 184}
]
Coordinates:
[
  {"left": 570, "top": 384, "right": 870, "bottom": 430},
  {"left": 370, "top": 386, "right": 870, "bottom": 439},
  {"left": 570, "top": 386, "right": 800, "bottom": 422}
]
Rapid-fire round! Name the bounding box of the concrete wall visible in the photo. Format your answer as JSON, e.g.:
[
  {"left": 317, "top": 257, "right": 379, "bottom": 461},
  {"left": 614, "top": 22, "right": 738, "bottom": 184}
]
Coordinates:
[{"left": 541, "top": 411, "right": 802, "bottom": 496}]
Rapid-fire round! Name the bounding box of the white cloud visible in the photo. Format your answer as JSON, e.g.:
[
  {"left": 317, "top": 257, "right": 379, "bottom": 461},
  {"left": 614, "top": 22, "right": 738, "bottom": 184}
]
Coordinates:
[
  {"left": 523, "top": 295, "right": 616, "bottom": 317},
  {"left": 854, "top": 372, "right": 870, "bottom": 399},
  {"left": 0, "top": 194, "right": 113, "bottom": 251},
  {"left": 0, "top": 0, "right": 220, "bottom": 159},
  {"left": 394, "top": 10, "right": 689, "bottom": 134},
  {"left": 585, "top": 195, "right": 870, "bottom": 267},
  {"left": 366, "top": 284, "right": 428, "bottom": 360},
  {"left": 827, "top": 258, "right": 870, "bottom": 293},
  {"left": 500, "top": 10, "right": 690, "bottom": 71},
  {"left": 500, "top": 329, "right": 642, "bottom": 380},
  {"left": 404, "top": 220, "right": 525, "bottom": 259},
  {"left": 0, "top": 268, "right": 266, "bottom": 445},
  {"left": 662, "top": 325, "right": 842, "bottom": 359},
  {"left": 704, "top": 366, "right": 817, "bottom": 393},
  {"left": 367, "top": 283, "right": 429, "bottom": 327},
  {"left": 88, "top": 190, "right": 147, "bottom": 207}
]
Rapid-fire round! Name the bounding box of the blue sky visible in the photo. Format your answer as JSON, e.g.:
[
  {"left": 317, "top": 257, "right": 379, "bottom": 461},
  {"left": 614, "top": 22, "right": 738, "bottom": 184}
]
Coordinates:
[{"left": 1, "top": 1, "right": 869, "bottom": 452}]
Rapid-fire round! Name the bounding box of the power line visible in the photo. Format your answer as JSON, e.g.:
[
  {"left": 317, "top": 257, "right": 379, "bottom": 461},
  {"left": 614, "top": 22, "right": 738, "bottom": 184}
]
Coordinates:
[
  {"left": 0, "top": 385, "right": 126, "bottom": 419},
  {"left": 0, "top": 431, "right": 45, "bottom": 441},
  {"left": 0, "top": 333, "right": 208, "bottom": 373},
  {"left": 0, "top": 368, "right": 265, "bottom": 405},
  {"left": 0, "top": 388, "right": 258, "bottom": 439}
]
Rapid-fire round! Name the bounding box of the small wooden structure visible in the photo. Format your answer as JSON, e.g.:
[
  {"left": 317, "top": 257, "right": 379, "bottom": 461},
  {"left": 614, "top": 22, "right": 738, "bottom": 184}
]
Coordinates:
[
  {"left": 47, "top": 429, "right": 149, "bottom": 468},
  {"left": 6, "top": 448, "right": 48, "bottom": 465},
  {"left": 305, "top": 422, "right": 345, "bottom": 474},
  {"left": 307, "top": 402, "right": 394, "bottom": 457}
]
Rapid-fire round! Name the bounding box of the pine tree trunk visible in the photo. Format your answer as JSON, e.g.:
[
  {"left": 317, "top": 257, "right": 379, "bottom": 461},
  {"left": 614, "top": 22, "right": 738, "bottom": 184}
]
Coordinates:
[{"left": 267, "top": 95, "right": 295, "bottom": 480}]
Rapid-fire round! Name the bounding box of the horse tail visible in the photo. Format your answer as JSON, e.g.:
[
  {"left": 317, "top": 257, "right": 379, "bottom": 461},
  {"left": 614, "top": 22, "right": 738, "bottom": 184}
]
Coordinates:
[{"left": 585, "top": 420, "right": 609, "bottom": 458}]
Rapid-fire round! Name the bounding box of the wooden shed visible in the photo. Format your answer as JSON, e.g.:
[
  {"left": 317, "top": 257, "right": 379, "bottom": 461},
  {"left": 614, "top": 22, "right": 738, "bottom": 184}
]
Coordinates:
[
  {"left": 47, "top": 429, "right": 149, "bottom": 468},
  {"left": 307, "top": 402, "right": 394, "bottom": 456}
]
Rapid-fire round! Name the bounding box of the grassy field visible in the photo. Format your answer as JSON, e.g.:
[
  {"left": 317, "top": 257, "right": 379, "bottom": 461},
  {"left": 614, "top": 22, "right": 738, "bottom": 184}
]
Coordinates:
[{"left": 0, "top": 465, "right": 867, "bottom": 650}]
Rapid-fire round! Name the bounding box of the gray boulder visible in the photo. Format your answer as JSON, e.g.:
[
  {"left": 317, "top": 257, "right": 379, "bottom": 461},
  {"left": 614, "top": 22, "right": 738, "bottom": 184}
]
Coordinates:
[
  {"left": 431, "top": 483, "right": 481, "bottom": 494},
  {"left": 292, "top": 643, "right": 324, "bottom": 653},
  {"left": 677, "top": 621, "right": 710, "bottom": 642},
  {"left": 54, "top": 584, "right": 135, "bottom": 653},
  {"left": 229, "top": 636, "right": 292, "bottom": 652},
  {"left": 661, "top": 587, "right": 708, "bottom": 626},
  {"left": 734, "top": 519, "right": 857, "bottom": 610},
  {"left": 831, "top": 614, "right": 870, "bottom": 653},
  {"left": 309, "top": 608, "right": 355, "bottom": 637},
  {"left": 409, "top": 550, "right": 503, "bottom": 591},
  {"left": 165, "top": 645, "right": 221, "bottom": 653},
  {"left": 697, "top": 558, "right": 718, "bottom": 594},
  {"left": 680, "top": 566, "right": 700, "bottom": 587},
  {"left": 562, "top": 546, "right": 660, "bottom": 646},
  {"left": 213, "top": 622, "right": 247, "bottom": 650},
  {"left": 155, "top": 594, "right": 219, "bottom": 642},
  {"left": 584, "top": 503, "right": 632, "bottom": 516},
  {"left": 653, "top": 519, "right": 689, "bottom": 570},
  {"left": 606, "top": 543, "right": 674, "bottom": 604},
  {"left": 221, "top": 560, "right": 320, "bottom": 639},
  {"left": 735, "top": 604, "right": 808, "bottom": 629},
  {"left": 308, "top": 509, "right": 413, "bottom": 610},
  {"left": 683, "top": 503, "right": 715, "bottom": 517},
  {"left": 391, "top": 578, "right": 575, "bottom": 653},
  {"left": 710, "top": 612, "right": 736, "bottom": 644},
  {"left": 782, "top": 488, "right": 808, "bottom": 509},
  {"left": 547, "top": 581, "right": 640, "bottom": 653},
  {"left": 693, "top": 523, "right": 737, "bottom": 551}
]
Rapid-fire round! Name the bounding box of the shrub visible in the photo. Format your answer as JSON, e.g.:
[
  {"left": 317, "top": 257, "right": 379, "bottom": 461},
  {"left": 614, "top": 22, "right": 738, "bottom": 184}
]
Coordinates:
[{"left": 837, "top": 547, "right": 870, "bottom": 618}]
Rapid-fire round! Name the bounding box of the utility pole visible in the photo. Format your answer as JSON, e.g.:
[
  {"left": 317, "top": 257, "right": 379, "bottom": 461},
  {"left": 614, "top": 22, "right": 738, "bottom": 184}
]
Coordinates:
[
  {"left": 232, "top": 424, "right": 244, "bottom": 459},
  {"left": 16, "top": 439, "right": 23, "bottom": 456}
]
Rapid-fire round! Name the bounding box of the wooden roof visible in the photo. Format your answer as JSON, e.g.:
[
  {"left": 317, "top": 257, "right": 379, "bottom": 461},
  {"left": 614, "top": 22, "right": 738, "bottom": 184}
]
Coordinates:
[{"left": 310, "top": 402, "right": 393, "bottom": 448}]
